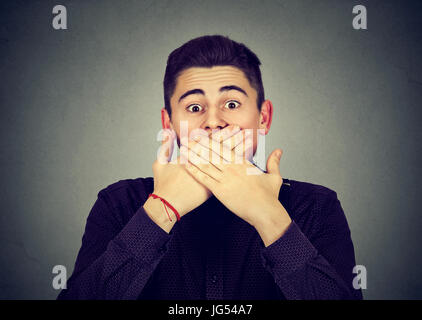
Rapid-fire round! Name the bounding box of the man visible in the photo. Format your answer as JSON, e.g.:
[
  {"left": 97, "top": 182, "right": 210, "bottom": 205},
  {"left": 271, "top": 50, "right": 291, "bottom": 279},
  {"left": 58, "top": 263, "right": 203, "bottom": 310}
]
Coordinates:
[{"left": 58, "top": 35, "right": 363, "bottom": 300}]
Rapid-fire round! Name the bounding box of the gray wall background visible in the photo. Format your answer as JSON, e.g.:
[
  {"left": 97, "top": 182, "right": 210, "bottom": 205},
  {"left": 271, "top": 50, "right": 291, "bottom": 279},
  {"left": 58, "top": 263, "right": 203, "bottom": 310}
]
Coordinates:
[{"left": 0, "top": 0, "right": 421, "bottom": 299}]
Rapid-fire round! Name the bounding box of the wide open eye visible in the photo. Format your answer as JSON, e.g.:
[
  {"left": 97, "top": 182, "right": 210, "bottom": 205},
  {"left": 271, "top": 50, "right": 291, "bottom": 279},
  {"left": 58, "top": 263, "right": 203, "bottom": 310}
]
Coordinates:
[
  {"left": 186, "top": 104, "right": 203, "bottom": 113},
  {"left": 224, "top": 100, "right": 241, "bottom": 109}
]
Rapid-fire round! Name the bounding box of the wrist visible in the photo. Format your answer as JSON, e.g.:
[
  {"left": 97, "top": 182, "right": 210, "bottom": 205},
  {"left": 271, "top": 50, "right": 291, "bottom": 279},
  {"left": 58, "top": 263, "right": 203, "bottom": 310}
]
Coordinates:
[
  {"left": 253, "top": 201, "right": 292, "bottom": 247},
  {"left": 143, "top": 197, "right": 177, "bottom": 234}
]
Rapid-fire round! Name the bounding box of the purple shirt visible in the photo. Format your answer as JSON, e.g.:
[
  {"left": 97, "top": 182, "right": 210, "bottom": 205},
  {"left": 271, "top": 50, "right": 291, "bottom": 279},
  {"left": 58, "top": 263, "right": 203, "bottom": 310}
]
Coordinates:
[{"left": 57, "top": 177, "right": 363, "bottom": 300}]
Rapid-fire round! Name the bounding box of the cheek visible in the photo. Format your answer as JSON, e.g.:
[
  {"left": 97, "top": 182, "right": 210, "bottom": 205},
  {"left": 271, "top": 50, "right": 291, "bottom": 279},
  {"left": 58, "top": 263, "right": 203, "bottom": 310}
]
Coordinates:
[
  {"left": 232, "top": 107, "right": 261, "bottom": 130},
  {"left": 171, "top": 112, "right": 201, "bottom": 133},
  {"left": 236, "top": 119, "right": 260, "bottom": 131},
  {"left": 172, "top": 120, "right": 204, "bottom": 145}
]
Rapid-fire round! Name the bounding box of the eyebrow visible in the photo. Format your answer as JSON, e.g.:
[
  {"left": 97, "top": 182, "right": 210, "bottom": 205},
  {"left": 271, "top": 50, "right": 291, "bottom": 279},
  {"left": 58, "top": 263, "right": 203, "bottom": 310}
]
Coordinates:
[{"left": 178, "top": 85, "right": 248, "bottom": 103}]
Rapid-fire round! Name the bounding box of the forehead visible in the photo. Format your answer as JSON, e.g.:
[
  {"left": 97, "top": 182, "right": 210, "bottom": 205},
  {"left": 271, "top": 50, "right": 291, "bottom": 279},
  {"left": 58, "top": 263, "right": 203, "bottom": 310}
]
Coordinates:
[{"left": 175, "top": 66, "right": 253, "bottom": 91}]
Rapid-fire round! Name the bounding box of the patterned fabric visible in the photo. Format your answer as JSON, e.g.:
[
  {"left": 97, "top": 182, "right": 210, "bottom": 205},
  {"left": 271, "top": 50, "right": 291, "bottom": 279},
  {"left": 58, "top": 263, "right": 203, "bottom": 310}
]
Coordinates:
[{"left": 57, "top": 177, "right": 363, "bottom": 300}]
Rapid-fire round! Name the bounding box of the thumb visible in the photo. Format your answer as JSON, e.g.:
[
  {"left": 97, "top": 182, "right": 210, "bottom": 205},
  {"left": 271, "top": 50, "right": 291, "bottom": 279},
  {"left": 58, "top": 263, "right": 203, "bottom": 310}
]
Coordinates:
[{"left": 266, "top": 148, "right": 282, "bottom": 175}]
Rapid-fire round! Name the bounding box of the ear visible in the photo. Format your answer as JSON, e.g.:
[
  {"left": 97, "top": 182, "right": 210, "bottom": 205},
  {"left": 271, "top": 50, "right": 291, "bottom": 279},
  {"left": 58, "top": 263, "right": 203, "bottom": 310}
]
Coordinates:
[
  {"left": 161, "top": 108, "right": 173, "bottom": 130},
  {"left": 258, "top": 100, "right": 273, "bottom": 135}
]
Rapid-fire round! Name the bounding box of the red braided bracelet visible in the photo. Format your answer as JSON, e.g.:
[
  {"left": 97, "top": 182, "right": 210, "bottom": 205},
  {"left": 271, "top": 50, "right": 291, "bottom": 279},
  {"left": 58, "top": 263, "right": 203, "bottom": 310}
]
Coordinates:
[{"left": 148, "top": 193, "right": 181, "bottom": 222}]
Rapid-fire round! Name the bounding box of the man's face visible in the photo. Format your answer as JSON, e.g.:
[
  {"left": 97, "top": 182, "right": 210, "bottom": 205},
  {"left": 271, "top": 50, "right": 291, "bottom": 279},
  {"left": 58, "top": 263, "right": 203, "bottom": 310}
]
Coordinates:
[{"left": 164, "top": 66, "right": 272, "bottom": 156}]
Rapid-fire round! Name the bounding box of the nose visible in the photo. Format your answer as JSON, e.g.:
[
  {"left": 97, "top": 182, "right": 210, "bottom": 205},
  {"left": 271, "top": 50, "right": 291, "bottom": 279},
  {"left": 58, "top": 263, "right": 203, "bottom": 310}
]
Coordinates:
[{"left": 202, "top": 108, "right": 227, "bottom": 133}]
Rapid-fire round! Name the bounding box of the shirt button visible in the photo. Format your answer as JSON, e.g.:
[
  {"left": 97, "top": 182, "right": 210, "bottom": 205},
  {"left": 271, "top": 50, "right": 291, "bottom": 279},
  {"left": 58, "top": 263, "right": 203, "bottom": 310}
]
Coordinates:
[
  {"left": 158, "top": 246, "right": 166, "bottom": 254},
  {"left": 211, "top": 275, "right": 218, "bottom": 284}
]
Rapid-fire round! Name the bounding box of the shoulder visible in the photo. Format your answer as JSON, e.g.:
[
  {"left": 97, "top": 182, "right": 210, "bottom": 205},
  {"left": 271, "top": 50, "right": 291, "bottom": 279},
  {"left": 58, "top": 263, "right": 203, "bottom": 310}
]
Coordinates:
[
  {"left": 96, "top": 177, "right": 154, "bottom": 211},
  {"left": 285, "top": 178, "right": 342, "bottom": 232},
  {"left": 85, "top": 177, "right": 154, "bottom": 229},
  {"left": 288, "top": 178, "right": 338, "bottom": 199}
]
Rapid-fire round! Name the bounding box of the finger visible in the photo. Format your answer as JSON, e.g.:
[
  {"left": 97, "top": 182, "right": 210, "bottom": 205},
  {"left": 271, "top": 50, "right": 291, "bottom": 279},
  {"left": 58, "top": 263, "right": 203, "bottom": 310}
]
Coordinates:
[
  {"left": 190, "top": 129, "right": 210, "bottom": 142},
  {"left": 185, "top": 161, "right": 218, "bottom": 193},
  {"left": 223, "top": 129, "right": 251, "bottom": 151},
  {"left": 189, "top": 136, "right": 227, "bottom": 169},
  {"left": 180, "top": 138, "right": 209, "bottom": 166},
  {"left": 232, "top": 144, "right": 253, "bottom": 165},
  {"left": 189, "top": 157, "right": 223, "bottom": 182},
  {"left": 186, "top": 139, "right": 226, "bottom": 176},
  {"left": 234, "top": 130, "right": 254, "bottom": 161},
  {"left": 182, "top": 138, "right": 210, "bottom": 164},
  {"left": 200, "top": 135, "right": 245, "bottom": 166},
  {"left": 186, "top": 141, "right": 210, "bottom": 165},
  {"left": 266, "top": 148, "right": 282, "bottom": 175},
  {"left": 179, "top": 146, "right": 189, "bottom": 165},
  {"left": 210, "top": 124, "right": 240, "bottom": 143},
  {"left": 193, "top": 128, "right": 244, "bottom": 161},
  {"left": 219, "top": 140, "right": 247, "bottom": 165},
  {"left": 190, "top": 132, "right": 246, "bottom": 166}
]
